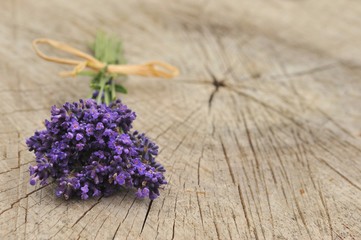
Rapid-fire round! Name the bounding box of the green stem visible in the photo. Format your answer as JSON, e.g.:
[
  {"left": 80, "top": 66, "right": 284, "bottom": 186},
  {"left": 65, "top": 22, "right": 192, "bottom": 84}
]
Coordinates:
[
  {"left": 96, "top": 75, "right": 106, "bottom": 104},
  {"left": 88, "top": 32, "right": 128, "bottom": 105},
  {"left": 110, "top": 76, "right": 116, "bottom": 101}
]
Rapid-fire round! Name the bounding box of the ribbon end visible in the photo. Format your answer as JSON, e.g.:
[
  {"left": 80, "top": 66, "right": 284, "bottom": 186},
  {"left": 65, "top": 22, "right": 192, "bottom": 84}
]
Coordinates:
[
  {"left": 146, "top": 61, "right": 180, "bottom": 79},
  {"left": 59, "top": 71, "right": 77, "bottom": 78}
]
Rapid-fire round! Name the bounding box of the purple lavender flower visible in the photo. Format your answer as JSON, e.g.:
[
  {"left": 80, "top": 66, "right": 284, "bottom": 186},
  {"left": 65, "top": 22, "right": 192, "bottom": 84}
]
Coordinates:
[
  {"left": 81, "top": 184, "right": 89, "bottom": 200},
  {"left": 26, "top": 99, "right": 166, "bottom": 200}
]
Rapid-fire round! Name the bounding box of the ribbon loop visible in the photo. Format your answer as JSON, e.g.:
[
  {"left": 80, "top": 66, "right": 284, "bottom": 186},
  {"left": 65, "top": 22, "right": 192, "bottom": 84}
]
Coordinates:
[{"left": 32, "top": 38, "right": 179, "bottom": 79}]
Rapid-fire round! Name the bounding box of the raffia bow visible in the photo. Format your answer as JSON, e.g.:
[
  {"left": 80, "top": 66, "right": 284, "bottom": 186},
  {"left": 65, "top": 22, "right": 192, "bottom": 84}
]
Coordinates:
[{"left": 32, "top": 38, "right": 179, "bottom": 78}]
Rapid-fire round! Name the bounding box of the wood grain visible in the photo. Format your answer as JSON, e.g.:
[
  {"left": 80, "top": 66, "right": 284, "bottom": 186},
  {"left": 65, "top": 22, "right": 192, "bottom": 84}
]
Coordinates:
[{"left": 0, "top": 0, "right": 360, "bottom": 239}]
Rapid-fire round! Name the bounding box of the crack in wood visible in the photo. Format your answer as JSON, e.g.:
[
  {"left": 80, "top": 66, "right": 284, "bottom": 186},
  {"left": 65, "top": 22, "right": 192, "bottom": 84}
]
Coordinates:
[
  {"left": 318, "top": 185, "right": 334, "bottom": 239},
  {"left": 0, "top": 183, "right": 52, "bottom": 216},
  {"left": 315, "top": 155, "right": 361, "bottom": 192},
  {"left": 219, "top": 136, "right": 235, "bottom": 184},
  {"left": 197, "top": 143, "right": 205, "bottom": 186},
  {"left": 140, "top": 200, "right": 153, "bottom": 234},
  {"left": 170, "top": 193, "right": 178, "bottom": 240},
  {"left": 196, "top": 192, "right": 204, "bottom": 228},
  {"left": 206, "top": 67, "right": 225, "bottom": 110},
  {"left": 71, "top": 196, "right": 103, "bottom": 228},
  {"left": 237, "top": 184, "right": 252, "bottom": 237},
  {"left": 241, "top": 110, "right": 260, "bottom": 171},
  {"left": 112, "top": 194, "right": 136, "bottom": 240}
]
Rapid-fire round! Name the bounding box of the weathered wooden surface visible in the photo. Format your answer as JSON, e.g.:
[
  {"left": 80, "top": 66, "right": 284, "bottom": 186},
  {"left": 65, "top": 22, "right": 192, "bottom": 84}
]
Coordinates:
[{"left": 1, "top": 0, "right": 361, "bottom": 239}]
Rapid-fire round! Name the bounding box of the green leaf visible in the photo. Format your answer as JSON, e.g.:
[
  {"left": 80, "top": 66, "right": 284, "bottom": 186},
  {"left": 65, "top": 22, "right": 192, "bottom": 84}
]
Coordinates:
[
  {"left": 115, "top": 84, "right": 127, "bottom": 94},
  {"left": 91, "top": 32, "right": 125, "bottom": 64}
]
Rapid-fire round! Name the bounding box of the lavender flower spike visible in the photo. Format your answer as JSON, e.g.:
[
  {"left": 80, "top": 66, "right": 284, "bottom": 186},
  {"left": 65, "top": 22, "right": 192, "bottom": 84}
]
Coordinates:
[{"left": 27, "top": 99, "right": 167, "bottom": 200}]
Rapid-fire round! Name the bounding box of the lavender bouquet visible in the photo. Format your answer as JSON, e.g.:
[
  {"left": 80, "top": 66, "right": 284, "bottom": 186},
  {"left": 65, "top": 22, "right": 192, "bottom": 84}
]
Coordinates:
[{"left": 27, "top": 33, "right": 177, "bottom": 200}]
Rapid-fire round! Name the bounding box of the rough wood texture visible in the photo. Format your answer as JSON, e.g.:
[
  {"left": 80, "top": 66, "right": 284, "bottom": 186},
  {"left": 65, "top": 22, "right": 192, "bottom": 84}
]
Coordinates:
[{"left": 1, "top": 0, "right": 361, "bottom": 239}]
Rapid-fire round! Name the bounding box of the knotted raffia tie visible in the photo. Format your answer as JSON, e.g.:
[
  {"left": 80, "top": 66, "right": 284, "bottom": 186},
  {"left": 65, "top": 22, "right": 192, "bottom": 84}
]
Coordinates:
[{"left": 32, "top": 38, "right": 179, "bottom": 78}]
